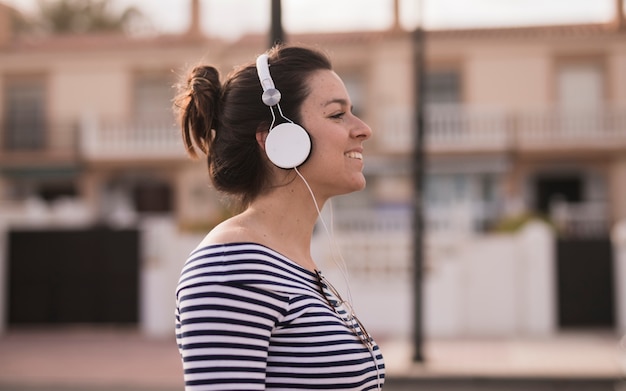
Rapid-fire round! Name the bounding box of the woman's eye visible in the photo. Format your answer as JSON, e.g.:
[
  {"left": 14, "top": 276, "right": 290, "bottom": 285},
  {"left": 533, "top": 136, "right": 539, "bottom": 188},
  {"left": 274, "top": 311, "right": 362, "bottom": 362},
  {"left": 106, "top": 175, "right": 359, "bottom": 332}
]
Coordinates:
[{"left": 330, "top": 112, "right": 345, "bottom": 120}]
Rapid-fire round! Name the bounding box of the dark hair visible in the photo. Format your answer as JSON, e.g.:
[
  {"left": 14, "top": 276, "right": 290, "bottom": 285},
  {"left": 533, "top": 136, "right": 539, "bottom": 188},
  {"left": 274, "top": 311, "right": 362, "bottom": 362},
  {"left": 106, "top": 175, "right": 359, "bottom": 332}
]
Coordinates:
[{"left": 173, "top": 44, "right": 332, "bottom": 208}]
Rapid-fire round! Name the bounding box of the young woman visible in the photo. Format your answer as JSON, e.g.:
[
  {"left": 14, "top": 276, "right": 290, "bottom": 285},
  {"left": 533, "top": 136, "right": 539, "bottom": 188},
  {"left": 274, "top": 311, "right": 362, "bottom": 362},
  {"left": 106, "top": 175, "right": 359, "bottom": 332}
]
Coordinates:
[{"left": 173, "top": 44, "right": 385, "bottom": 390}]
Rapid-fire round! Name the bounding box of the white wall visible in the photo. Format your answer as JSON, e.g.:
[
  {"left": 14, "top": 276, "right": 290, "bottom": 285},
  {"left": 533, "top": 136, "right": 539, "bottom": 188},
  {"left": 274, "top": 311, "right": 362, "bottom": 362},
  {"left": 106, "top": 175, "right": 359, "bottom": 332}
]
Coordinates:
[
  {"left": 139, "top": 217, "right": 202, "bottom": 337},
  {"left": 1, "top": 212, "right": 620, "bottom": 340},
  {"left": 614, "top": 220, "right": 626, "bottom": 334},
  {"left": 422, "top": 222, "right": 555, "bottom": 337},
  {"left": 313, "top": 219, "right": 556, "bottom": 340}
]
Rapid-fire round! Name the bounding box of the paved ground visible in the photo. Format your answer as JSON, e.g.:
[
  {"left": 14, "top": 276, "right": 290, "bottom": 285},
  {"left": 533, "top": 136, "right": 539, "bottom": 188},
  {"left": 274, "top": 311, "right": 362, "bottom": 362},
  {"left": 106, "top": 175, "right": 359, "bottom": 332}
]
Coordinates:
[{"left": 0, "top": 327, "right": 624, "bottom": 390}]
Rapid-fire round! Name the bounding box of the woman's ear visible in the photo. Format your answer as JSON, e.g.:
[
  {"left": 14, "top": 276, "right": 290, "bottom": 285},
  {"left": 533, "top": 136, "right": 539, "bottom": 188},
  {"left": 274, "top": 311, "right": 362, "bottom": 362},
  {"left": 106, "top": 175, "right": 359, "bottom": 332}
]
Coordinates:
[{"left": 256, "top": 130, "right": 268, "bottom": 151}]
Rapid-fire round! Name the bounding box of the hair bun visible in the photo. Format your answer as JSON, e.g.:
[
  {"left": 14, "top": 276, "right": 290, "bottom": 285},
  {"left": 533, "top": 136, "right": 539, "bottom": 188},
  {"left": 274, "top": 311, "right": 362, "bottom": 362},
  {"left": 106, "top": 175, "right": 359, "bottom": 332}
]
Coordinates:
[
  {"left": 175, "top": 65, "right": 221, "bottom": 158},
  {"left": 189, "top": 66, "right": 220, "bottom": 111}
]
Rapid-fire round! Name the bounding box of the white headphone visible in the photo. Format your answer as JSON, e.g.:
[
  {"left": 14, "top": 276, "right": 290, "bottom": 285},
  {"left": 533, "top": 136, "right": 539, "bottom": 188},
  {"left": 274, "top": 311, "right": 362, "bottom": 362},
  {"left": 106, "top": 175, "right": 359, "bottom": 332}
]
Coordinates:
[{"left": 256, "top": 53, "right": 312, "bottom": 169}]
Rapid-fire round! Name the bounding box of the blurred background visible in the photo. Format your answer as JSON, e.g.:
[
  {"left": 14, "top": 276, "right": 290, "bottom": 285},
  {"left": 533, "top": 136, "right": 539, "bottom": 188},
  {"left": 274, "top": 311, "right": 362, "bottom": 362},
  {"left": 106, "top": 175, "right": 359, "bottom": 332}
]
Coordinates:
[{"left": 0, "top": 0, "right": 625, "bottom": 390}]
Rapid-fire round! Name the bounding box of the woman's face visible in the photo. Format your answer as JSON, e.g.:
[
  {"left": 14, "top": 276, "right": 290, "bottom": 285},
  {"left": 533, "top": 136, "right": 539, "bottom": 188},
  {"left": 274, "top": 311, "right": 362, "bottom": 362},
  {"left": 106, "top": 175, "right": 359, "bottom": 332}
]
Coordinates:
[{"left": 297, "top": 69, "right": 372, "bottom": 199}]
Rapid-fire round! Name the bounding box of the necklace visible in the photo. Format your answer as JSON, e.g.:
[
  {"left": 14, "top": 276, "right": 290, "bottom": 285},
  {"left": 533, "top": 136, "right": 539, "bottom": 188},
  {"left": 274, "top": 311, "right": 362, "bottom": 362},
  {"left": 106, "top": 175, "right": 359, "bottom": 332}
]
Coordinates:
[{"left": 315, "top": 270, "right": 383, "bottom": 390}]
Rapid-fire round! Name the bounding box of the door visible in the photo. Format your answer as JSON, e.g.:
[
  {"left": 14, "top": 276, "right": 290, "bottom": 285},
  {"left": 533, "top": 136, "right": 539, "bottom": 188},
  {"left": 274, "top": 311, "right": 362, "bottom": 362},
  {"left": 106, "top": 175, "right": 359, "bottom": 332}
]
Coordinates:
[
  {"left": 8, "top": 228, "right": 139, "bottom": 325},
  {"left": 557, "top": 238, "right": 614, "bottom": 328},
  {"left": 534, "top": 174, "right": 582, "bottom": 215}
]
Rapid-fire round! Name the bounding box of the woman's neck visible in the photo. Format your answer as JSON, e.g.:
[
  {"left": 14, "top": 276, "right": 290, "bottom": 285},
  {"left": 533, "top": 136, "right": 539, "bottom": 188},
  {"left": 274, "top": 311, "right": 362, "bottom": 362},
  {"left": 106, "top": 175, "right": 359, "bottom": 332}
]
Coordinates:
[{"left": 242, "top": 179, "right": 326, "bottom": 271}]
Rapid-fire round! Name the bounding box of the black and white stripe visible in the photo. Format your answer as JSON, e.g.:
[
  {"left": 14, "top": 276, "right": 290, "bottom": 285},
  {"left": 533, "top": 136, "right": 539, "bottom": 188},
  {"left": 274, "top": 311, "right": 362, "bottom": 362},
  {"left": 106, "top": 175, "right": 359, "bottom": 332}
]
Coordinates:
[{"left": 175, "top": 242, "right": 385, "bottom": 390}]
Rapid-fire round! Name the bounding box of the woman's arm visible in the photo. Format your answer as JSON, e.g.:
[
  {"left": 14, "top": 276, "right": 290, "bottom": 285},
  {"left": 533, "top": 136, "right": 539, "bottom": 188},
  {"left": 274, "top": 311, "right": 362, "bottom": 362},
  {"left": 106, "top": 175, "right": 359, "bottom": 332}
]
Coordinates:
[{"left": 176, "top": 282, "right": 288, "bottom": 390}]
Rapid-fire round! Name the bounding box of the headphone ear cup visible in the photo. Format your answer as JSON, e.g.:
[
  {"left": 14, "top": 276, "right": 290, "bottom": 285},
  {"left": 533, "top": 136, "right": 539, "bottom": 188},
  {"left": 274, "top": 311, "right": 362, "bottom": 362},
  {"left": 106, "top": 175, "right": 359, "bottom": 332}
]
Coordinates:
[{"left": 265, "top": 123, "right": 312, "bottom": 169}]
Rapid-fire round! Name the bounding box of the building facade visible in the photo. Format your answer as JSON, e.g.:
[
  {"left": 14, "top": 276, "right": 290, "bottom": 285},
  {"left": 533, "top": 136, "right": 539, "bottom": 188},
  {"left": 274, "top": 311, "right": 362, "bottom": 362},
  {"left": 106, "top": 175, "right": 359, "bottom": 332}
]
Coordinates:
[{"left": 0, "top": 1, "right": 625, "bottom": 336}]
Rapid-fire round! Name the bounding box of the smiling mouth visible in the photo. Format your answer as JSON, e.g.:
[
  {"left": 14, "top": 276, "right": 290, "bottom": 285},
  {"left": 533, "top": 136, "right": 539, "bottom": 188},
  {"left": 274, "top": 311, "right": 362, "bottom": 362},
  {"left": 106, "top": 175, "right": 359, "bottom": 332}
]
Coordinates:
[{"left": 345, "top": 151, "right": 363, "bottom": 160}]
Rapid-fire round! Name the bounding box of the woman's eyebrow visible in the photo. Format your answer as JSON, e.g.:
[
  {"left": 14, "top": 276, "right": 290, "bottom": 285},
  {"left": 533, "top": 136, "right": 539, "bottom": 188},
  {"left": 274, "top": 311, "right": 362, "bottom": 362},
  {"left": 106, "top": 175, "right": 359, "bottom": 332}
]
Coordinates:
[{"left": 323, "top": 98, "right": 349, "bottom": 107}]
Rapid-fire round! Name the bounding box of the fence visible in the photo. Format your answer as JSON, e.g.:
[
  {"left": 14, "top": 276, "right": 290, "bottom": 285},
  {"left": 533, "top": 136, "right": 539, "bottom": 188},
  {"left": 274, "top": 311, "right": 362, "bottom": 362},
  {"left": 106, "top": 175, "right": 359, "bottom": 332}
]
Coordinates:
[
  {"left": 315, "top": 209, "right": 556, "bottom": 339},
  {"left": 80, "top": 115, "right": 184, "bottom": 160},
  {"left": 1, "top": 202, "right": 624, "bottom": 338},
  {"left": 378, "top": 105, "right": 626, "bottom": 154}
]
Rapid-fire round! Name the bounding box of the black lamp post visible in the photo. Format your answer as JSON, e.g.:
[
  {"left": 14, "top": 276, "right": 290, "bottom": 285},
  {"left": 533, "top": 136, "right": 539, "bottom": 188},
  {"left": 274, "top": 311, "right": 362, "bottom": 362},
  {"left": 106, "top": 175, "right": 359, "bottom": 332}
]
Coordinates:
[
  {"left": 270, "top": 0, "right": 284, "bottom": 47},
  {"left": 412, "top": 1, "right": 426, "bottom": 363}
]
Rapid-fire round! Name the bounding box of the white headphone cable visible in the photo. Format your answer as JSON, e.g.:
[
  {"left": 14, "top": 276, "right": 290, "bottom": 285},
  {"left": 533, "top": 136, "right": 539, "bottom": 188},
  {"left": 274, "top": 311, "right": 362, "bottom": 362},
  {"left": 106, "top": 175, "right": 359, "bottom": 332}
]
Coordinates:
[
  {"left": 293, "top": 167, "right": 353, "bottom": 304},
  {"left": 294, "top": 167, "right": 382, "bottom": 391}
]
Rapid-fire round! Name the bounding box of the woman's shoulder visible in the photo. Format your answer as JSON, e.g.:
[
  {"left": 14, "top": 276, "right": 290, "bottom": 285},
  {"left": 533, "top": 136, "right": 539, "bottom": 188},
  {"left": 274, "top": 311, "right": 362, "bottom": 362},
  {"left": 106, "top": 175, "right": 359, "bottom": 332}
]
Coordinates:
[
  {"left": 178, "top": 242, "right": 319, "bottom": 298},
  {"left": 189, "top": 241, "right": 274, "bottom": 260},
  {"left": 179, "top": 215, "right": 318, "bottom": 291},
  {"left": 185, "top": 241, "right": 303, "bottom": 279},
  {"left": 189, "top": 215, "right": 284, "bottom": 266},
  {"left": 188, "top": 218, "right": 273, "bottom": 263},
  {"left": 185, "top": 241, "right": 277, "bottom": 271},
  {"left": 196, "top": 213, "right": 266, "bottom": 249}
]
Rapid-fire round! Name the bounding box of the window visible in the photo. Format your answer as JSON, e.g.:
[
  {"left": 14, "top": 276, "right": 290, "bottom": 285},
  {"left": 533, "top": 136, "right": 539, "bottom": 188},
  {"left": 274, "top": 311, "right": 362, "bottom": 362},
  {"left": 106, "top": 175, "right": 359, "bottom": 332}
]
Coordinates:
[
  {"left": 3, "top": 77, "right": 46, "bottom": 151},
  {"left": 425, "top": 172, "right": 502, "bottom": 232},
  {"left": 103, "top": 174, "right": 173, "bottom": 216},
  {"left": 132, "top": 181, "right": 173, "bottom": 213},
  {"left": 556, "top": 62, "right": 604, "bottom": 135},
  {"left": 134, "top": 72, "right": 175, "bottom": 124},
  {"left": 557, "top": 63, "right": 603, "bottom": 110},
  {"left": 7, "top": 176, "right": 78, "bottom": 203},
  {"left": 425, "top": 173, "right": 467, "bottom": 206},
  {"left": 424, "top": 70, "right": 460, "bottom": 106},
  {"left": 340, "top": 72, "right": 365, "bottom": 117},
  {"left": 38, "top": 181, "right": 78, "bottom": 202}
]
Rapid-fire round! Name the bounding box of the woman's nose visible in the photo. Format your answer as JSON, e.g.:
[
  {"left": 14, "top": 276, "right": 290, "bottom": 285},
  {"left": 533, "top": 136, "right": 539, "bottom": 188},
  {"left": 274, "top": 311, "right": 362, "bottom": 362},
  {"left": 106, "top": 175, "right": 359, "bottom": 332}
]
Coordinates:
[{"left": 352, "top": 116, "right": 372, "bottom": 140}]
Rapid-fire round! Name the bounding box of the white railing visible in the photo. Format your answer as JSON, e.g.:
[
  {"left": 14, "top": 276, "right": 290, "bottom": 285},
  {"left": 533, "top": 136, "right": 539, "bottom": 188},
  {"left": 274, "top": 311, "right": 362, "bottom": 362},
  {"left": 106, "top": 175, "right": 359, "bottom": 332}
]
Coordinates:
[
  {"left": 81, "top": 115, "right": 185, "bottom": 160},
  {"left": 550, "top": 200, "right": 610, "bottom": 238},
  {"left": 378, "top": 105, "right": 626, "bottom": 153},
  {"left": 517, "top": 108, "right": 626, "bottom": 149},
  {"left": 325, "top": 209, "right": 413, "bottom": 275},
  {"left": 324, "top": 204, "right": 494, "bottom": 275},
  {"left": 426, "top": 105, "right": 510, "bottom": 152},
  {"left": 49, "top": 105, "right": 626, "bottom": 160}
]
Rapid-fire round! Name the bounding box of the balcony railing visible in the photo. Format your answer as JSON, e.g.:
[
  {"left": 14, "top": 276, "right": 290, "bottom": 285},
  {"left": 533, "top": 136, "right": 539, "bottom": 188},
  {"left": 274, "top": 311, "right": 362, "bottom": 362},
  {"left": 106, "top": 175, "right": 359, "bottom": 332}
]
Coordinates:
[
  {"left": 1, "top": 117, "right": 185, "bottom": 162},
  {"left": 378, "top": 105, "right": 626, "bottom": 154},
  {"left": 5, "top": 105, "right": 624, "bottom": 162},
  {"left": 516, "top": 108, "right": 626, "bottom": 151},
  {"left": 81, "top": 116, "right": 185, "bottom": 161}
]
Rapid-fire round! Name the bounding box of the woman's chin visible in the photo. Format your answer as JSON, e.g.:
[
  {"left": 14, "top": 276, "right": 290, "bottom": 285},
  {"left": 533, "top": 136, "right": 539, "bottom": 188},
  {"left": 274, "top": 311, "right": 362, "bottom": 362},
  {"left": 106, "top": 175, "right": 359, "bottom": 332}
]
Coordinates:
[{"left": 345, "top": 176, "right": 367, "bottom": 194}]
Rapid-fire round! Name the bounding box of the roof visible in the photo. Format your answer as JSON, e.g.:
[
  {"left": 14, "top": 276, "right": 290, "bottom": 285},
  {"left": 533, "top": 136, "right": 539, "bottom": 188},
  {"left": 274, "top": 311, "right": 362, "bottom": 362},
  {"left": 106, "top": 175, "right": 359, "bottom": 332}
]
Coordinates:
[
  {"left": 426, "top": 22, "right": 624, "bottom": 40},
  {"left": 0, "top": 31, "right": 217, "bottom": 54},
  {"left": 2, "top": 20, "right": 624, "bottom": 55}
]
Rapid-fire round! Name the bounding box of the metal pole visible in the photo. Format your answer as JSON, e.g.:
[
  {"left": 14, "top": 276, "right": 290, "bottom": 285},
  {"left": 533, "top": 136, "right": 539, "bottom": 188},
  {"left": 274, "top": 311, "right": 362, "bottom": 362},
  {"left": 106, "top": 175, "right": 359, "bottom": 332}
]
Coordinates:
[
  {"left": 270, "top": 0, "right": 284, "bottom": 47},
  {"left": 412, "top": 3, "right": 426, "bottom": 363}
]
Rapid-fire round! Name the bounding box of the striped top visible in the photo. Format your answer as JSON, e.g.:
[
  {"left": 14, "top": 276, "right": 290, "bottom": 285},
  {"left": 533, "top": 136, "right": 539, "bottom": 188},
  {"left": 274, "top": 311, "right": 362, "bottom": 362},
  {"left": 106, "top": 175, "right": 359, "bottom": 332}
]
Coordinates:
[{"left": 175, "top": 242, "right": 385, "bottom": 390}]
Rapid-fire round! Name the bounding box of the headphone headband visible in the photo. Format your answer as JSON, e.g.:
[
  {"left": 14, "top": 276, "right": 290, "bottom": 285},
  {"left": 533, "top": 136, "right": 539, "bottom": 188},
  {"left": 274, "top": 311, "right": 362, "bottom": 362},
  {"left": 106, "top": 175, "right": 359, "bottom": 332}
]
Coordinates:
[
  {"left": 256, "top": 54, "right": 281, "bottom": 106},
  {"left": 256, "top": 54, "right": 274, "bottom": 91}
]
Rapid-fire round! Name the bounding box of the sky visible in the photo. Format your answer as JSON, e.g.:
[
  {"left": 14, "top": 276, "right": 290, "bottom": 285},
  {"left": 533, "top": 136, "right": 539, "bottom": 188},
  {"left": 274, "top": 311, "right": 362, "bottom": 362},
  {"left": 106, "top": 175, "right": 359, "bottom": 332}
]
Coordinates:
[{"left": 4, "top": 0, "right": 618, "bottom": 40}]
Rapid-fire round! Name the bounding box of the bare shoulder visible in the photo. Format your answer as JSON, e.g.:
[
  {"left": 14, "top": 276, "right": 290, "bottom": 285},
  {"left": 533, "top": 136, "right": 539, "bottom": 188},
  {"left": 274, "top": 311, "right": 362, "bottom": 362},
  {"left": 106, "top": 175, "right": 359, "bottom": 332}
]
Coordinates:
[{"left": 197, "top": 214, "right": 259, "bottom": 248}]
